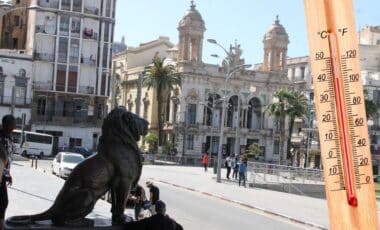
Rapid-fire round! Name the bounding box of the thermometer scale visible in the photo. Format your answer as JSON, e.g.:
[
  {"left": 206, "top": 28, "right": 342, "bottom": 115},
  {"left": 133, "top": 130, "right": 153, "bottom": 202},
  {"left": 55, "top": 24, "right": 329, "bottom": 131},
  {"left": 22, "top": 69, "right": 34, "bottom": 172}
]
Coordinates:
[{"left": 304, "top": 0, "right": 379, "bottom": 229}]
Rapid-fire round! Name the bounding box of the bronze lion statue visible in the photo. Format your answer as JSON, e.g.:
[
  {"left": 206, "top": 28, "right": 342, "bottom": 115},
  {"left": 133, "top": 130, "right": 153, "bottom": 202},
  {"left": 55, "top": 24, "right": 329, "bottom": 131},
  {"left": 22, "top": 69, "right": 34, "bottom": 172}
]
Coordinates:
[{"left": 7, "top": 107, "right": 149, "bottom": 226}]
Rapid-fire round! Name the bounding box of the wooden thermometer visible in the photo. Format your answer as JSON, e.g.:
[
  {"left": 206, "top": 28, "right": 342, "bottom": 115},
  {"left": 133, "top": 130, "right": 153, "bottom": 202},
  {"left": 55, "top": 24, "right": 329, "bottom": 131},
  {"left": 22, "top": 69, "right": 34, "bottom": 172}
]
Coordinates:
[{"left": 304, "top": 0, "right": 379, "bottom": 229}]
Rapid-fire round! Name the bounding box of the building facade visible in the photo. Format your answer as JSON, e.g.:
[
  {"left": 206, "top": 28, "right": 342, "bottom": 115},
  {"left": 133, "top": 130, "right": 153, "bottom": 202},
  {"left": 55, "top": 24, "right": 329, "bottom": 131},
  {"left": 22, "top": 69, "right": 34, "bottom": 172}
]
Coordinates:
[
  {"left": 0, "top": 49, "right": 33, "bottom": 128},
  {"left": 0, "top": 0, "right": 30, "bottom": 49},
  {"left": 0, "top": 0, "right": 117, "bottom": 152},
  {"left": 114, "top": 3, "right": 293, "bottom": 163}
]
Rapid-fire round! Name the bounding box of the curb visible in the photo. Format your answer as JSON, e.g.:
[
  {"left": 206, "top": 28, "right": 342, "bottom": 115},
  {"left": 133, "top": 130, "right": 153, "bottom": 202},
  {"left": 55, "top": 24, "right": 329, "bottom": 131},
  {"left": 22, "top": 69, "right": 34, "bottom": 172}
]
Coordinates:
[{"left": 152, "top": 178, "right": 327, "bottom": 230}]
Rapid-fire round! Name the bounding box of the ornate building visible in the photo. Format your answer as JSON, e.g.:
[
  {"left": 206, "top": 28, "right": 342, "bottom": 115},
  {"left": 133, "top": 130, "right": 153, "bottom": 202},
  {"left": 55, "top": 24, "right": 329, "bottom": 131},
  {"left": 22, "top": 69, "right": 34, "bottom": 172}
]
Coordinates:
[{"left": 114, "top": 2, "right": 292, "bottom": 163}]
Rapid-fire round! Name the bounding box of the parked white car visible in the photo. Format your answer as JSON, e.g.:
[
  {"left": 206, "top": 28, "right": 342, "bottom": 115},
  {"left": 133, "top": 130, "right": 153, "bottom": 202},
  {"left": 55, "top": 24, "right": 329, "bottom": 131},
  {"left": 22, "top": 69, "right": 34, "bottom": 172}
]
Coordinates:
[{"left": 52, "top": 152, "right": 85, "bottom": 178}]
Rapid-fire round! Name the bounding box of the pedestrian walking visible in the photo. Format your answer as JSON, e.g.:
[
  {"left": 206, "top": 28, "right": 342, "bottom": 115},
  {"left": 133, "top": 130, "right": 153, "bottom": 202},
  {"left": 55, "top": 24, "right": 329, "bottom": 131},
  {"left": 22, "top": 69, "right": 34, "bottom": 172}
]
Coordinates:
[
  {"left": 0, "top": 115, "right": 16, "bottom": 230},
  {"left": 124, "top": 200, "right": 183, "bottom": 230},
  {"left": 202, "top": 153, "right": 209, "bottom": 172},
  {"left": 232, "top": 155, "right": 239, "bottom": 180},
  {"left": 238, "top": 158, "right": 247, "bottom": 187},
  {"left": 225, "top": 155, "right": 232, "bottom": 179},
  {"left": 146, "top": 181, "right": 160, "bottom": 215}
]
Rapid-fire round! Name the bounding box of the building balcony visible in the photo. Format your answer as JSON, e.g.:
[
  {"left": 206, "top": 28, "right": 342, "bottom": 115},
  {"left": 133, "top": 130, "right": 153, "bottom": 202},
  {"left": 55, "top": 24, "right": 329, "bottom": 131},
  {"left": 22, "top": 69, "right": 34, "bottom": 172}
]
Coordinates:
[
  {"left": 162, "top": 122, "right": 174, "bottom": 131},
  {"left": 69, "top": 56, "right": 79, "bottom": 64},
  {"left": 81, "top": 57, "right": 96, "bottom": 66},
  {"left": 78, "top": 86, "right": 95, "bottom": 95},
  {"left": 83, "top": 28, "right": 98, "bottom": 40},
  {"left": 35, "top": 25, "right": 56, "bottom": 35},
  {"left": 61, "top": 3, "right": 70, "bottom": 11},
  {"left": 35, "top": 52, "right": 55, "bottom": 62},
  {"left": 33, "top": 114, "right": 103, "bottom": 127},
  {"left": 38, "top": 0, "right": 59, "bottom": 9},
  {"left": 73, "top": 4, "right": 82, "bottom": 12},
  {"left": 260, "top": 129, "right": 273, "bottom": 136},
  {"left": 58, "top": 53, "right": 67, "bottom": 63},
  {"left": 84, "top": 6, "right": 99, "bottom": 15},
  {"left": 34, "top": 82, "right": 53, "bottom": 91},
  {"left": 0, "top": 96, "right": 31, "bottom": 106}
]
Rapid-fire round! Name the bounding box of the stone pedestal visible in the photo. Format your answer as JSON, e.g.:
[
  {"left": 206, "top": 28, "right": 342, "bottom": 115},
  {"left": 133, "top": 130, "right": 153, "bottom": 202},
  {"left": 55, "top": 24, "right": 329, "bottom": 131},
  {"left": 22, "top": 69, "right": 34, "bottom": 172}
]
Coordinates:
[{"left": 5, "top": 218, "right": 129, "bottom": 230}]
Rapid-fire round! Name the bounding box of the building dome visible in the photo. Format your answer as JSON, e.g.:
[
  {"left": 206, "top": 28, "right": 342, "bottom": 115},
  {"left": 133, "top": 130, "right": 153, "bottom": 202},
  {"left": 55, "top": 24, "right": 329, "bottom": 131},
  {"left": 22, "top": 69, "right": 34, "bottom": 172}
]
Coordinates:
[
  {"left": 178, "top": 1, "right": 205, "bottom": 31},
  {"left": 264, "top": 16, "right": 289, "bottom": 42}
]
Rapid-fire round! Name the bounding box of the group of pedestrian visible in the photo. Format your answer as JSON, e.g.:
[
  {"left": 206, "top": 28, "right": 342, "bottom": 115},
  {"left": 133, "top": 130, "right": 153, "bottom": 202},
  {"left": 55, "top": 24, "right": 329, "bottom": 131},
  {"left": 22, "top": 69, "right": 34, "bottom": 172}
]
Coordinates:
[
  {"left": 128, "top": 181, "right": 183, "bottom": 230},
  {"left": 225, "top": 154, "right": 248, "bottom": 187},
  {"left": 0, "top": 115, "right": 16, "bottom": 230},
  {"left": 131, "top": 181, "right": 160, "bottom": 220},
  {"left": 125, "top": 199, "right": 183, "bottom": 230}
]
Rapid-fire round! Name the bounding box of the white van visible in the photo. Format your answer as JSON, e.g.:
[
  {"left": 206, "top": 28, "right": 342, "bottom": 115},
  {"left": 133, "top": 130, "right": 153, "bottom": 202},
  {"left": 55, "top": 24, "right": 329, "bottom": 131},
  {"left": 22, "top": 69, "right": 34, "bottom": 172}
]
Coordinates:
[{"left": 12, "top": 130, "right": 54, "bottom": 158}]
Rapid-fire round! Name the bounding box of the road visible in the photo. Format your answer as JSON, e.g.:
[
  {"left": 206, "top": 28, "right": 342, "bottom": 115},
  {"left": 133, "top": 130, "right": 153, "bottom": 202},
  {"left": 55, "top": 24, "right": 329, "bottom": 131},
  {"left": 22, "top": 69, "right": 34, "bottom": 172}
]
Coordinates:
[
  {"left": 10, "top": 158, "right": 312, "bottom": 230},
  {"left": 146, "top": 179, "right": 309, "bottom": 230}
]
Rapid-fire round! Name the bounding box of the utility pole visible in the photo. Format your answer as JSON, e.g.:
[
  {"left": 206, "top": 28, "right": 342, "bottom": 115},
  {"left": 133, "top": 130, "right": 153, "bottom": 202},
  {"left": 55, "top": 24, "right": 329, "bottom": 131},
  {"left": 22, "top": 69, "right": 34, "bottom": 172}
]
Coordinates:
[
  {"left": 10, "top": 85, "right": 15, "bottom": 115},
  {"left": 21, "top": 113, "right": 26, "bottom": 145},
  {"left": 182, "top": 107, "right": 187, "bottom": 156},
  {"left": 234, "top": 94, "right": 241, "bottom": 155}
]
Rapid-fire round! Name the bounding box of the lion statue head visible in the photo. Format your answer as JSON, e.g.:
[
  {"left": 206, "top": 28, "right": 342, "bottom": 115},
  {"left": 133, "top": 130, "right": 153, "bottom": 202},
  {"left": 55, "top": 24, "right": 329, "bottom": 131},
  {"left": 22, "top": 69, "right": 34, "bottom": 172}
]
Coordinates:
[{"left": 101, "top": 107, "right": 149, "bottom": 145}]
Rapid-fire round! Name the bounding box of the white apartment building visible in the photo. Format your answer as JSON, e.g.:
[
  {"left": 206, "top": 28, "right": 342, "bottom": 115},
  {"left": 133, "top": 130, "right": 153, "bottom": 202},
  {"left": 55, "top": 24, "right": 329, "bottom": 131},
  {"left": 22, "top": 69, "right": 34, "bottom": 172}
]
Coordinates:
[{"left": 22, "top": 0, "right": 116, "bottom": 152}]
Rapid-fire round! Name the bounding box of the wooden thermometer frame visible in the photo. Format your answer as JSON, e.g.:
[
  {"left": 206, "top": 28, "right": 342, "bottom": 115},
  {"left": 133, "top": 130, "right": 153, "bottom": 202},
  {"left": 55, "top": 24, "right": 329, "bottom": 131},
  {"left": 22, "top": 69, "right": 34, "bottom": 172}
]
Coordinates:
[{"left": 304, "top": 0, "right": 379, "bottom": 229}]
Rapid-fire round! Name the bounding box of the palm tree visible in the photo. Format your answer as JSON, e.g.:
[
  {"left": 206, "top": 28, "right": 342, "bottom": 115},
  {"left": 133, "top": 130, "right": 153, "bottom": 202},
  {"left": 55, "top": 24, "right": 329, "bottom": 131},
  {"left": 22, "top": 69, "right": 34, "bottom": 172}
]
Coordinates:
[
  {"left": 266, "top": 89, "right": 292, "bottom": 165},
  {"left": 266, "top": 89, "right": 307, "bottom": 165},
  {"left": 286, "top": 91, "right": 307, "bottom": 162},
  {"left": 143, "top": 55, "right": 181, "bottom": 146}
]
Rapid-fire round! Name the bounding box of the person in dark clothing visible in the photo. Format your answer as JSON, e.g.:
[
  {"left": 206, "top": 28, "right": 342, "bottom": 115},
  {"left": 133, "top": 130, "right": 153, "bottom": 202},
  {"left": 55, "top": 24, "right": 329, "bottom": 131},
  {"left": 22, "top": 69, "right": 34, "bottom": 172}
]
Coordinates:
[
  {"left": 238, "top": 158, "right": 247, "bottom": 187},
  {"left": 131, "top": 184, "right": 146, "bottom": 220},
  {"left": 0, "top": 115, "right": 16, "bottom": 230},
  {"left": 225, "top": 155, "right": 232, "bottom": 179},
  {"left": 124, "top": 200, "right": 183, "bottom": 230},
  {"left": 146, "top": 181, "right": 159, "bottom": 215},
  {"left": 232, "top": 156, "right": 239, "bottom": 180}
]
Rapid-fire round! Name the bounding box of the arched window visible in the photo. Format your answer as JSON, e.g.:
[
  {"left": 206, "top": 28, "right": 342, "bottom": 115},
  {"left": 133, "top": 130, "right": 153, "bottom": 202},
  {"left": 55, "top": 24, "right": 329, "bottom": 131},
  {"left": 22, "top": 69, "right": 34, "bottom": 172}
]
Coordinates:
[
  {"left": 248, "top": 98, "right": 262, "bottom": 129},
  {"left": 204, "top": 93, "right": 221, "bottom": 127},
  {"left": 227, "top": 96, "right": 239, "bottom": 128}
]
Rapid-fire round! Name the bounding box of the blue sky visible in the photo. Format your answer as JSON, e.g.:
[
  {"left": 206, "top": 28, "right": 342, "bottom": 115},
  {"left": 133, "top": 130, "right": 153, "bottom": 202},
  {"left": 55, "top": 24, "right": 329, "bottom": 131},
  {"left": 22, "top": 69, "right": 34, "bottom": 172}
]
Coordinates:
[{"left": 114, "top": 0, "right": 380, "bottom": 65}]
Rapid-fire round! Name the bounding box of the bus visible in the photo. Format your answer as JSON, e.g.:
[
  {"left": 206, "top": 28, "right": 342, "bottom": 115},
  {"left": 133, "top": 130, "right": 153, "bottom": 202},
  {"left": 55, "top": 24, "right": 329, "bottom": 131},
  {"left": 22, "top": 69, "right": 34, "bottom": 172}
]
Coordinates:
[{"left": 12, "top": 130, "right": 54, "bottom": 158}]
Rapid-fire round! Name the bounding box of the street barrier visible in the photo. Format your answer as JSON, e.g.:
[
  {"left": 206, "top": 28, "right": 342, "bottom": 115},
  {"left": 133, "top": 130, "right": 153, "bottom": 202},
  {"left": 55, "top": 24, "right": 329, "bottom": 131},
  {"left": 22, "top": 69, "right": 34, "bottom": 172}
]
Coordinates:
[
  {"left": 31, "top": 156, "right": 38, "bottom": 169},
  {"left": 142, "top": 154, "right": 324, "bottom": 184}
]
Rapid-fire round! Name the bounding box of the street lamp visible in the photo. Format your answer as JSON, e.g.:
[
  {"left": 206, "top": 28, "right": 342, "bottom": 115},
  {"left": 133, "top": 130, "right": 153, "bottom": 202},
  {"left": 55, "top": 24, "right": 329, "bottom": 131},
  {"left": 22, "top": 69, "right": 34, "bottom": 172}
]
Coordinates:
[{"left": 208, "top": 38, "right": 251, "bottom": 183}]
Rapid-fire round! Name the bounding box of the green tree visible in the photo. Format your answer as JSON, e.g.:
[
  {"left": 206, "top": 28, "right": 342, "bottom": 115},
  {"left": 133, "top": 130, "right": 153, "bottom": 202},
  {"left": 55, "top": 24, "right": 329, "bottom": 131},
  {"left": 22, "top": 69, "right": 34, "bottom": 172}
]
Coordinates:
[
  {"left": 248, "top": 143, "right": 263, "bottom": 160},
  {"left": 365, "top": 99, "right": 377, "bottom": 119},
  {"left": 143, "top": 55, "right": 181, "bottom": 146},
  {"left": 162, "top": 141, "right": 175, "bottom": 155},
  {"left": 266, "top": 89, "right": 307, "bottom": 165},
  {"left": 144, "top": 133, "right": 158, "bottom": 153}
]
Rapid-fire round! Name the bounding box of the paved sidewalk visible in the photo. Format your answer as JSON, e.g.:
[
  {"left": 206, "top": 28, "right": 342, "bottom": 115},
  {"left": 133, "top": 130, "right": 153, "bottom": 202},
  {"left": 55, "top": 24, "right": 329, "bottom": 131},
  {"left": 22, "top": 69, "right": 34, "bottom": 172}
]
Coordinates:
[{"left": 140, "top": 165, "right": 380, "bottom": 230}]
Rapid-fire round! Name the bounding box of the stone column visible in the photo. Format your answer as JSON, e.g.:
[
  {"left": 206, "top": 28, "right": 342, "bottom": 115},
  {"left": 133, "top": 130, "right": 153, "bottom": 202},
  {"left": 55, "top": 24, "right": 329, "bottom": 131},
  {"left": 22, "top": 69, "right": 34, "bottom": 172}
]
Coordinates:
[
  {"left": 244, "top": 109, "right": 249, "bottom": 128},
  {"left": 169, "top": 99, "right": 175, "bottom": 123}
]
